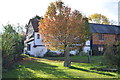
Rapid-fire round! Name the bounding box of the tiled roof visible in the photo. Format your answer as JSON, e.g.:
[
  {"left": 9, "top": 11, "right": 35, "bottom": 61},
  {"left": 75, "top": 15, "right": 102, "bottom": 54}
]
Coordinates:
[
  {"left": 89, "top": 23, "right": 120, "bottom": 34},
  {"left": 28, "top": 19, "right": 120, "bottom": 34},
  {"left": 30, "top": 19, "right": 39, "bottom": 32},
  {"left": 116, "top": 26, "right": 120, "bottom": 34}
]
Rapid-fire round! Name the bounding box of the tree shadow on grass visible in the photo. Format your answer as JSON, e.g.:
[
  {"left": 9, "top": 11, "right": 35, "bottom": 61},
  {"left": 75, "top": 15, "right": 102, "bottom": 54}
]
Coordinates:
[
  {"left": 21, "top": 60, "right": 76, "bottom": 78},
  {"left": 3, "top": 60, "right": 76, "bottom": 79},
  {"left": 43, "top": 57, "right": 89, "bottom": 63},
  {"left": 2, "top": 66, "right": 40, "bottom": 78},
  {"left": 69, "top": 66, "right": 116, "bottom": 77}
]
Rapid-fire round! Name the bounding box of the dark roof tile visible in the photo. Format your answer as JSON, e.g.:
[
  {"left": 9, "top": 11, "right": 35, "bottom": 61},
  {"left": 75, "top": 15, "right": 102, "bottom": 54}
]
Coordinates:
[
  {"left": 89, "top": 23, "right": 120, "bottom": 34},
  {"left": 30, "top": 19, "right": 40, "bottom": 32}
]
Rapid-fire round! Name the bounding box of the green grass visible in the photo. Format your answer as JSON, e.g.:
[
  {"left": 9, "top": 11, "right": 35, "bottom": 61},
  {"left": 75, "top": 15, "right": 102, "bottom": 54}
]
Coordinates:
[
  {"left": 3, "top": 55, "right": 118, "bottom": 79},
  {"left": 44, "top": 56, "right": 104, "bottom": 65}
]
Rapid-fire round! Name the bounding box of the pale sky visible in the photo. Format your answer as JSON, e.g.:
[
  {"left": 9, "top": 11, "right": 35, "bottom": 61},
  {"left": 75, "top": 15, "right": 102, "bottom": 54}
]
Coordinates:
[{"left": 0, "top": 0, "right": 119, "bottom": 32}]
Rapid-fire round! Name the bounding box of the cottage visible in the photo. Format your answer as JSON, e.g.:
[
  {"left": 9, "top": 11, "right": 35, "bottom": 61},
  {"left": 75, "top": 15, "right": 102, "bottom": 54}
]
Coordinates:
[
  {"left": 24, "top": 17, "right": 47, "bottom": 57},
  {"left": 89, "top": 23, "right": 120, "bottom": 55}
]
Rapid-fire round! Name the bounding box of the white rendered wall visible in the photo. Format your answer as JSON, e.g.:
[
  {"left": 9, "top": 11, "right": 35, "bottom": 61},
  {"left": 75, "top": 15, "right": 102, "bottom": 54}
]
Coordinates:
[
  {"left": 27, "top": 32, "right": 47, "bottom": 57},
  {"left": 34, "top": 32, "right": 44, "bottom": 45}
]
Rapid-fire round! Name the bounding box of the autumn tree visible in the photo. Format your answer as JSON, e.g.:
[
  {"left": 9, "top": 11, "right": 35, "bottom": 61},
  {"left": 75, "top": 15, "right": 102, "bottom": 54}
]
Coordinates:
[
  {"left": 88, "top": 13, "right": 110, "bottom": 24},
  {"left": 38, "top": 1, "right": 89, "bottom": 67}
]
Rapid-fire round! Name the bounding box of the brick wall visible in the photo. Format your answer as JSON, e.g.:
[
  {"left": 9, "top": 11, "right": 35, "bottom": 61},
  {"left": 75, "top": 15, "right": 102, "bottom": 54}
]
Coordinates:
[
  {"left": 115, "top": 34, "right": 120, "bottom": 41},
  {"left": 92, "top": 33, "right": 116, "bottom": 45}
]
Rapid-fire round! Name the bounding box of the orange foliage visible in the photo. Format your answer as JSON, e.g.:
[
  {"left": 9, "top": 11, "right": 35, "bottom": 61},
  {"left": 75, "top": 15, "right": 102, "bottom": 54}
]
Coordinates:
[{"left": 38, "top": 1, "right": 88, "bottom": 50}]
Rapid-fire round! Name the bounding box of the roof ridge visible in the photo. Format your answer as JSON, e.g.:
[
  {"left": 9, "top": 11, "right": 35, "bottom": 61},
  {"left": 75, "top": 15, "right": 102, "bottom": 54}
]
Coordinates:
[{"left": 89, "top": 23, "right": 118, "bottom": 26}]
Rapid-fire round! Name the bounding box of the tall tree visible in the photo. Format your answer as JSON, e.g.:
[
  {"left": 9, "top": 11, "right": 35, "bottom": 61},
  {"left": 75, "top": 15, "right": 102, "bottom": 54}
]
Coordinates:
[
  {"left": 38, "top": 1, "right": 89, "bottom": 67},
  {"left": 88, "top": 13, "right": 110, "bottom": 24},
  {"left": 2, "top": 24, "right": 24, "bottom": 70}
]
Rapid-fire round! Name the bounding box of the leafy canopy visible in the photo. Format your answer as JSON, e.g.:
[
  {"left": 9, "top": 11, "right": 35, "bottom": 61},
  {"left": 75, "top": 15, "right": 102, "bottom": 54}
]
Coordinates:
[
  {"left": 88, "top": 13, "right": 110, "bottom": 24},
  {"left": 2, "top": 24, "right": 24, "bottom": 69},
  {"left": 39, "top": 0, "right": 89, "bottom": 50}
]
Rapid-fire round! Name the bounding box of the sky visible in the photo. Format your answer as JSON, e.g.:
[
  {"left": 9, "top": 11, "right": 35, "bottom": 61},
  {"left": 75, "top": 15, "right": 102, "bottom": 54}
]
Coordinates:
[{"left": 0, "top": 0, "right": 119, "bottom": 32}]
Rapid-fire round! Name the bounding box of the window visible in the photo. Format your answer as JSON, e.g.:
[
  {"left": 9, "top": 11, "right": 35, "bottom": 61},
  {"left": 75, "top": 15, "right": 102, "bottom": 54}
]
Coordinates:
[
  {"left": 115, "top": 35, "right": 120, "bottom": 41},
  {"left": 98, "top": 34, "right": 104, "bottom": 40},
  {"left": 98, "top": 46, "right": 103, "bottom": 51},
  {"left": 37, "top": 34, "right": 40, "bottom": 39},
  {"left": 27, "top": 44, "right": 31, "bottom": 51},
  {"left": 42, "top": 39, "right": 44, "bottom": 42}
]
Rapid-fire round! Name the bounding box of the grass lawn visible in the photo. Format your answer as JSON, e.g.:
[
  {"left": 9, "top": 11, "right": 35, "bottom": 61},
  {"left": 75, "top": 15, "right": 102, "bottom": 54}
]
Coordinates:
[
  {"left": 2, "top": 55, "right": 119, "bottom": 79},
  {"left": 44, "top": 55, "right": 103, "bottom": 63}
]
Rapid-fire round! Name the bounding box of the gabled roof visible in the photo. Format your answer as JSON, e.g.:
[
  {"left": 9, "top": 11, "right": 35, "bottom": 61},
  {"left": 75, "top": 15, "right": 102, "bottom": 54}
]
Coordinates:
[
  {"left": 27, "top": 18, "right": 120, "bottom": 35},
  {"left": 89, "top": 23, "right": 120, "bottom": 34},
  {"left": 116, "top": 26, "right": 120, "bottom": 34},
  {"left": 30, "top": 19, "right": 39, "bottom": 32}
]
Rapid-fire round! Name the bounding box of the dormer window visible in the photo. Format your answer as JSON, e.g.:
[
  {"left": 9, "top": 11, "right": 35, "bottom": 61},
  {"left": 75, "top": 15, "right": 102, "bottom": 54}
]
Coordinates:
[{"left": 37, "top": 34, "right": 40, "bottom": 39}]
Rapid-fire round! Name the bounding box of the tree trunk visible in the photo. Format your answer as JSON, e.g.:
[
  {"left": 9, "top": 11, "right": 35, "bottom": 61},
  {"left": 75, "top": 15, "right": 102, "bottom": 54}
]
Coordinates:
[
  {"left": 64, "top": 45, "right": 71, "bottom": 67},
  {"left": 88, "top": 51, "right": 91, "bottom": 63}
]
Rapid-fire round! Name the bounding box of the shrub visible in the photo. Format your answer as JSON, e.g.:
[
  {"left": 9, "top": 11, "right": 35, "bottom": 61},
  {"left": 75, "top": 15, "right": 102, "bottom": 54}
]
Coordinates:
[
  {"left": 92, "top": 49, "right": 99, "bottom": 56},
  {"left": 79, "top": 51, "right": 88, "bottom": 56},
  {"left": 59, "top": 53, "right": 65, "bottom": 57},
  {"left": 2, "top": 24, "right": 24, "bottom": 70},
  {"left": 44, "top": 51, "right": 59, "bottom": 57},
  {"left": 103, "top": 42, "right": 120, "bottom": 72},
  {"left": 69, "top": 54, "right": 74, "bottom": 56}
]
